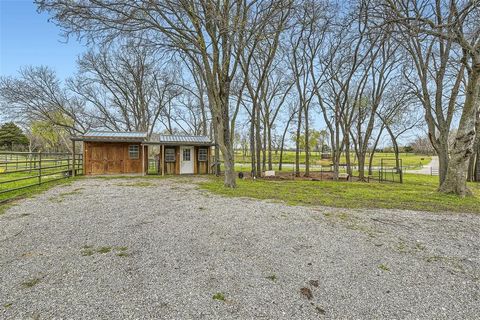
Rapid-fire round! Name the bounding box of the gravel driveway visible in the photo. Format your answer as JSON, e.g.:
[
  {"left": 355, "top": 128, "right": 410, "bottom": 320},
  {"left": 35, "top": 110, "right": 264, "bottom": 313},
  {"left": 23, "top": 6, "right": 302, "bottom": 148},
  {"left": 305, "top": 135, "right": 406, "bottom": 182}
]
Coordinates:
[{"left": 0, "top": 177, "right": 479, "bottom": 319}]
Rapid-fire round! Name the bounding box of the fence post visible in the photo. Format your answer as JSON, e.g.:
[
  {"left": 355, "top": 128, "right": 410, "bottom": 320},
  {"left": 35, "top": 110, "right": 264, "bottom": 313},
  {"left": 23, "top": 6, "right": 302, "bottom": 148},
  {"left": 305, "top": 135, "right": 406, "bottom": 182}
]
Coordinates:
[
  {"left": 72, "top": 140, "right": 76, "bottom": 177},
  {"left": 400, "top": 159, "right": 403, "bottom": 183},
  {"left": 67, "top": 155, "right": 71, "bottom": 177},
  {"left": 38, "top": 152, "right": 42, "bottom": 185}
]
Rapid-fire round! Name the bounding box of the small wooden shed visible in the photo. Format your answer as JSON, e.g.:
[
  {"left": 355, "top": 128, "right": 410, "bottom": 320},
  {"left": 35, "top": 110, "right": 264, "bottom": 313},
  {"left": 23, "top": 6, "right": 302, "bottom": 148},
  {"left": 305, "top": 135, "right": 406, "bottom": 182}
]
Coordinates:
[
  {"left": 145, "top": 134, "right": 214, "bottom": 175},
  {"left": 72, "top": 131, "right": 214, "bottom": 176},
  {"left": 72, "top": 131, "right": 149, "bottom": 175}
]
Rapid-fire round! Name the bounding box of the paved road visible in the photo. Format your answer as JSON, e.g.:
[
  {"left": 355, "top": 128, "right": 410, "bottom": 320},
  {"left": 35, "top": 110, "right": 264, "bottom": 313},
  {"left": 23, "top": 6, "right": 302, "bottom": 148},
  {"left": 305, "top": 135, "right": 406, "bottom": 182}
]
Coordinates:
[
  {"left": 0, "top": 177, "right": 478, "bottom": 319},
  {"left": 407, "top": 156, "right": 439, "bottom": 175}
]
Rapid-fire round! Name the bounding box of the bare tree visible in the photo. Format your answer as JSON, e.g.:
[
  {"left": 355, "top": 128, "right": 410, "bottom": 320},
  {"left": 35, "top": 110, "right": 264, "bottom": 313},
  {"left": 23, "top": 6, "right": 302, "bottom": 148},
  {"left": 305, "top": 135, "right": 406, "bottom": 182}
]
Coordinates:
[
  {"left": 238, "top": 1, "right": 292, "bottom": 176},
  {"left": 314, "top": 2, "right": 378, "bottom": 179},
  {"left": 0, "top": 66, "right": 89, "bottom": 134},
  {"left": 377, "top": 82, "right": 422, "bottom": 171},
  {"left": 288, "top": 0, "right": 328, "bottom": 177},
  {"left": 380, "top": 0, "right": 480, "bottom": 195},
  {"left": 351, "top": 34, "right": 400, "bottom": 181},
  {"left": 70, "top": 42, "right": 178, "bottom": 137},
  {"left": 37, "top": 0, "right": 291, "bottom": 187},
  {"left": 261, "top": 65, "right": 294, "bottom": 170}
]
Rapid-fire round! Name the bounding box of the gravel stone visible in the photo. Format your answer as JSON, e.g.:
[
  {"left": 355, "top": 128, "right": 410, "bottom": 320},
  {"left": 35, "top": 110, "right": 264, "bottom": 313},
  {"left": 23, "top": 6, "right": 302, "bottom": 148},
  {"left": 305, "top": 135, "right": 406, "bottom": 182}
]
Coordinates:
[{"left": 0, "top": 177, "right": 479, "bottom": 319}]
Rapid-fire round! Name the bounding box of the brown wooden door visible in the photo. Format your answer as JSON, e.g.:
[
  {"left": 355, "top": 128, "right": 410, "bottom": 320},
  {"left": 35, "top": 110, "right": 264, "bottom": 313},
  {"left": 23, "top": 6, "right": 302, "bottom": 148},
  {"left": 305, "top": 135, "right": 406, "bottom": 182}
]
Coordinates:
[
  {"left": 88, "top": 143, "right": 125, "bottom": 175},
  {"left": 105, "top": 144, "right": 124, "bottom": 174},
  {"left": 90, "top": 144, "right": 106, "bottom": 175}
]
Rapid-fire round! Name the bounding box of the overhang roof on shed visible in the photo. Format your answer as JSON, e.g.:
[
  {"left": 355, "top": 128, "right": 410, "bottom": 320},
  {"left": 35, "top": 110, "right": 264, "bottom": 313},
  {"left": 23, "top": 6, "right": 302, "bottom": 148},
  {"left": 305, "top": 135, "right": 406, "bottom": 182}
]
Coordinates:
[
  {"left": 71, "top": 130, "right": 148, "bottom": 142},
  {"left": 146, "top": 134, "right": 214, "bottom": 146},
  {"left": 71, "top": 131, "right": 213, "bottom": 146}
]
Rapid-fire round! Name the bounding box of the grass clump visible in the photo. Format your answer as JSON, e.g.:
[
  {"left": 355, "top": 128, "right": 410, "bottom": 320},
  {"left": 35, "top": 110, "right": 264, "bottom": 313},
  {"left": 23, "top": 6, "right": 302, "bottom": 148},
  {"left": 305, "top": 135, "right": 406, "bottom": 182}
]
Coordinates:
[
  {"left": 22, "top": 278, "right": 41, "bottom": 288},
  {"left": 266, "top": 274, "right": 277, "bottom": 282},
  {"left": 212, "top": 292, "right": 225, "bottom": 301},
  {"left": 82, "top": 245, "right": 129, "bottom": 257},
  {"left": 81, "top": 249, "right": 95, "bottom": 256},
  {"left": 116, "top": 181, "right": 155, "bottom": 187},
  {"left": 378, "top": 264, "right": 390, "bottom": 271},
  {"left": 116, "top": 252, "right": 129, "bottom": 257},
  {"left": 96, "top": 246, "right": 112, "bottom": 254}
]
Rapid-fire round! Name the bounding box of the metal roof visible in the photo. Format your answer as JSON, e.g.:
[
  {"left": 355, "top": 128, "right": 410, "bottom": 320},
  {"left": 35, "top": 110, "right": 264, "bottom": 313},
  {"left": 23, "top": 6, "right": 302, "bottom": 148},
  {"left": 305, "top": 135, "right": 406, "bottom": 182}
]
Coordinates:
[
  {"left": 84, "top": 131, "right": 147, "bottom": 138},
  {"left": 72, "top": 130, "right": 148, "bottom": 142},
  {"left": 71, "top": 131, "right": 213, "bottom": 145},
  {"left": 155, "top": 135, "right": 213, "bottom": 145}
]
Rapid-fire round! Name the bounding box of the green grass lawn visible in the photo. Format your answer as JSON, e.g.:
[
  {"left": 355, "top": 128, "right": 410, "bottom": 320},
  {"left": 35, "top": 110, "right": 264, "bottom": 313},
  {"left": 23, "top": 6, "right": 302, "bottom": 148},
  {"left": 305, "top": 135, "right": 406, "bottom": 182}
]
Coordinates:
[
  {"left": 232, "top": 151, "right": 431, "bottom": 168},
  {"left": 200, "top": 174, "right": 480, "bottom": 213}
]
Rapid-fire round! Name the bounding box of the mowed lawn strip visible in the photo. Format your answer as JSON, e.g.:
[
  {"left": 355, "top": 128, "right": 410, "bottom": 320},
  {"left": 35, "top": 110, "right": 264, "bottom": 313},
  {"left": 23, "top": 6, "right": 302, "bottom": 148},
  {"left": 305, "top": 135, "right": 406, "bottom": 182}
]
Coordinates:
[{"left": 200, "top": 174, "right": 480, "bottom": 214}]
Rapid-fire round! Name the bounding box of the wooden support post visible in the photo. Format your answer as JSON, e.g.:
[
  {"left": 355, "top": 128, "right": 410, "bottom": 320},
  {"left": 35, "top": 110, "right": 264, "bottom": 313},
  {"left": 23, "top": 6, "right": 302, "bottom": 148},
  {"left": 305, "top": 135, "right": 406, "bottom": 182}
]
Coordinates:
[
  {"left": 142, "top": 145, "right": 146, "bottom": 176},
  {"left": 72, "top": 140, "right": 76, "bottom": 177},
  {"left": 207, "top": 146, "right": 211, "bottom": 174},
  {"left": 161, "top": 144, "right": 165, "bottom": 176}
]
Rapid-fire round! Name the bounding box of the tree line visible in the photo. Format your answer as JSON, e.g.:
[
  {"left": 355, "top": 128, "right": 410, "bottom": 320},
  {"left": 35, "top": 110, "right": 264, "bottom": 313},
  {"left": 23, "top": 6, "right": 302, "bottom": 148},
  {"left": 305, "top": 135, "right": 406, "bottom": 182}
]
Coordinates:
[{"left": 0, "top": 0, "right": 478, "bottom": 195}]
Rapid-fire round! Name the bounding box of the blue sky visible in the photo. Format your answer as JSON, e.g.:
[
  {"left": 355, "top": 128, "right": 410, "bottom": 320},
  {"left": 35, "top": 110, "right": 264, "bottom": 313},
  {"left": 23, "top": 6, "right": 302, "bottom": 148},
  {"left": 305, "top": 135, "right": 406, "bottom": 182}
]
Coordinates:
[{"left": 0, "top": 0, "right": 85, "bottom": 80}]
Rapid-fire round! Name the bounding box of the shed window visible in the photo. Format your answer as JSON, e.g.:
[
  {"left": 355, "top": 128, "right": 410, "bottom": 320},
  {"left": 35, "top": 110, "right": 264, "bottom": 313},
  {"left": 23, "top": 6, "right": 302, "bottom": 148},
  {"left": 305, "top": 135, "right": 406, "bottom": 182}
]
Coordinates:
[
  {"left": 165, "top": 148, "right": 176, "bottom": 162},
  {"left": 129, "top": 145, "right": 139, "bottom": 159},
  {"left": 183, "top": 148, "right": 191, "bottom": 161},
  {"left": 198, "top": 148, "right": 208, "bottom": 162}
]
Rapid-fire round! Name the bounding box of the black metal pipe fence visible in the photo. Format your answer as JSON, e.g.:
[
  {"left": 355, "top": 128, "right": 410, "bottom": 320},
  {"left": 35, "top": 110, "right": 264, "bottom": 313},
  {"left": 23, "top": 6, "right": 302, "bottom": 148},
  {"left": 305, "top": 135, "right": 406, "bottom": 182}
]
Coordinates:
[
  {"left": 0, "top": 152, "right": 83, "bottom": 202},
  {"left": 211, "top": 158, "right": 404, "bottom": 183}
]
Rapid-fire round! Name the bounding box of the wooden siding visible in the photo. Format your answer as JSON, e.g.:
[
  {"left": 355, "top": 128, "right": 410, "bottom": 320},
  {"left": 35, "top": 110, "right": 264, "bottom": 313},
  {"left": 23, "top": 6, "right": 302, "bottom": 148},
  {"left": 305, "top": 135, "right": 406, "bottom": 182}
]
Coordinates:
[
  {"left": 157, "top": 145, "right": 211, "bottom": 175},
  {"left": 158, "top": 146, "right": 178, "bottom": 175},
  {"left": 83, "top": 142, "right": 146, "bottom": 175},
  {"left": 196, "top": 146, "right": 209, "bottom": 174}
]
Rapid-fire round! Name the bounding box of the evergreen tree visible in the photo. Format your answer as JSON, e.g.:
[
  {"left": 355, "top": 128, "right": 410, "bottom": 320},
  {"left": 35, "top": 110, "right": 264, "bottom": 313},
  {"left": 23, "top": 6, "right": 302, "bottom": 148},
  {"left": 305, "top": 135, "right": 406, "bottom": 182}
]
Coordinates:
[{"left": 0, "top": 122, "right": 28, "bottom": 150}]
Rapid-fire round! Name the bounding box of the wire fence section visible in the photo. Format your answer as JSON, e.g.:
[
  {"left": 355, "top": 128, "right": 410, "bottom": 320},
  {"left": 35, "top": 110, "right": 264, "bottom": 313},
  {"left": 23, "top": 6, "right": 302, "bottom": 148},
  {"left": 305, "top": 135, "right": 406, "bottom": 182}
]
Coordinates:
[{"left": 0, "top": 151, "right": 83, "bottom": 201}]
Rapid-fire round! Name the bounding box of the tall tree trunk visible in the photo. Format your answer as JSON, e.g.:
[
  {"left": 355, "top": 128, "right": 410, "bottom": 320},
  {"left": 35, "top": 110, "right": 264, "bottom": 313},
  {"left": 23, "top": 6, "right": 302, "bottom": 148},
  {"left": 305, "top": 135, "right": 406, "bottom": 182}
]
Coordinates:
[
  {"left": 255, "top": 102, "right": 262, "bottom": 176},
  {"left": 475, "top": 148, "right": 480, "bottom": 182},
  {"left": 384, "top": 125, "right": 400, "bottom": 172},
  {"left": 267, "top": 125, "right": 273, "bottom": 171},
  {"left": 295, "top": 106, "right": 303, "bottom": 177},
  {"left": 279, "top": 114, "right": 294, "bottom": 171},
  {"left": 468, "top": 109, "right": 480, "bottom": 182},
  {"left": 209, "top": 81, "right": 236, "bottom": 188},
  {"left": 439, "top": 69, "right": 479, "bottom": 196},
  {"left": 435, "top": 140, "right": 449, "bottom": 184},
  {"left": 215, "top": 117, "right": 236, "bottom": 187},
  {"left": 262, "top": 117, "right": 267, "bottom": 171},
  {"left": 357, "top": 154, "right": 366, "bottom": 181},
  {"left": 304, "top": 106, "right": 310, "bottom": 177},
  {"left": 250, "top": 109, "right": 256, "bottom": 178},
  {"left": 368, "top": 125, "right": 384, "bottom": 176},
  {"left": 344, "top": 135, "right": 352, "bottom": 176},
  {"left": 332, "top": 121, "right": 341, "bottom": 180}
]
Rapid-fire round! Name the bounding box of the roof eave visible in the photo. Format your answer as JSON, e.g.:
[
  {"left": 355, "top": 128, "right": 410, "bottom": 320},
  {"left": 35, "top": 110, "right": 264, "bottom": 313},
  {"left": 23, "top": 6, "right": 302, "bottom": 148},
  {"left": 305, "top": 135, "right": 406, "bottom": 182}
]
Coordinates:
[
  {"left": 143, "top": 141, "right": 214, "bottom": 146},
  {"left": 71, "top": 137, "right": 146, "bottom": 143}
]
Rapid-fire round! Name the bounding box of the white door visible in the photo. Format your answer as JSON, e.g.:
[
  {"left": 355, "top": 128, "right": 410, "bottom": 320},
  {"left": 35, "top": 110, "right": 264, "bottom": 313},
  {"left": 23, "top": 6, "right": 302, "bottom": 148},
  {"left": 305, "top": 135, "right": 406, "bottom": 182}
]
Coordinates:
[{"left": 180, "top": 146, "right": 194, "bottom": 174}]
